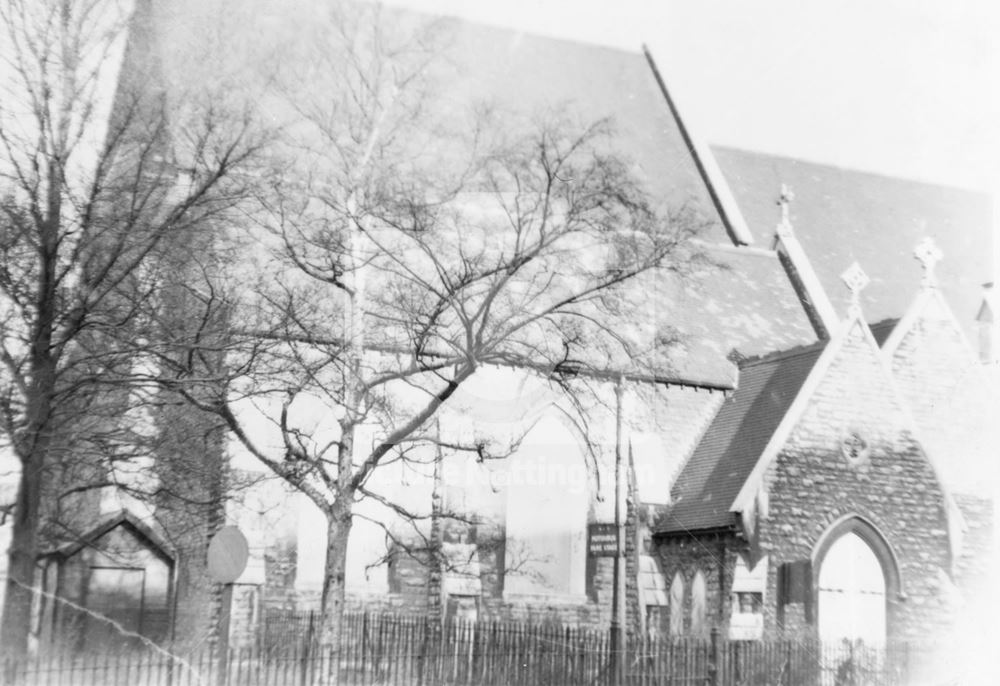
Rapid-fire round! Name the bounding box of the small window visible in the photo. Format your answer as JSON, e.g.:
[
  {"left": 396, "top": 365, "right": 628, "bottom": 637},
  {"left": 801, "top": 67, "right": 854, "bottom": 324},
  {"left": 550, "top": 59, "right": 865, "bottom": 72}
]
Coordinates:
[
  {"left": 647, "top": 605, "right": 669, "bottom": 638},
  {"left": 735, "top": 591, "right": 763, "bottom": 614},
  {"left": 730, "top": 592, "right": 764, "bottom": 640},
  {"left": 669, "top": 573, "right": 685, "bottom": 637},
  {"left": 690, "top": 571, "right": 707, "bottom": 636},
  {"left": 731, "top": 556, "right": 768, "bottom": 640}
]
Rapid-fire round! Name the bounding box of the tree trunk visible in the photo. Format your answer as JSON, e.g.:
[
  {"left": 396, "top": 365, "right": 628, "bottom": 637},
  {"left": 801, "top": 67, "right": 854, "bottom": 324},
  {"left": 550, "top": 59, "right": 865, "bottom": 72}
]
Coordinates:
[
  {"left": 310, "top": 506, "right": 352, "bottom": 685},
  {"left": 0, "top": 135, "right": 62, "bottom": 660},
  {"left": 320, "top": 505, "right": 353, "bottom": 646},
  {"left": 1, "top": 335, "right": 57, "bottom": 659},
  {"left": 0, "top": 461, "right": 43, "bottom": 658}
]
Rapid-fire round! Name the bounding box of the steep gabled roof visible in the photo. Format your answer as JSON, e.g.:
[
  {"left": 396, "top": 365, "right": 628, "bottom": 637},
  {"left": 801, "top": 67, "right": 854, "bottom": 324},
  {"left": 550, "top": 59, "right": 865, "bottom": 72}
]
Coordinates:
[
  {"left": 657, "top": 343, "right": 824, "bottom": 534},
  {"left": 433, "top": 25, "right": 727, "bottom": 236},
  {"left": 711, "top": 146, "right": 993, "bottom": 340},
  {"left": 128, "top": 3, "right": 818, "bottom": 387},
  {"left": 44, "top": 509, "right": 176, "bottom": 562},
  {"left": 139, "top": 1, "right": 732, "bottom": 243},
  {"left": 881, "top": 283, "right": 998, "bottom": 496},
  {"left": 659, "top": 304, "right": 968, "bottom": 556}
]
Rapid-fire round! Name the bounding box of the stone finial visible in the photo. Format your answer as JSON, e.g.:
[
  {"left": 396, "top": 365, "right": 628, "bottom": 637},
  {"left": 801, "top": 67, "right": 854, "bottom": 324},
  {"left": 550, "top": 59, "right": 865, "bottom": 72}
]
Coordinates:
[
  {"left": 914, "top": 237, "right": 943, "bottom": 287},
  {"left": 775, "top": 184, "right": 794, "bottom": 237},
  {"left": 977, "top": 282, "right": 997, "bottom": 365},
  {"left": 840, "top": 261, "right": 870, "bottom": 316}
]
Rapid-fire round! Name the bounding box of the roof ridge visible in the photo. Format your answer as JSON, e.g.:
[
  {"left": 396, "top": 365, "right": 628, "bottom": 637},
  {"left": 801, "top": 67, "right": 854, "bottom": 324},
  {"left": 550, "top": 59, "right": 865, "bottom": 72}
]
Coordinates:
[
  {"left": 694, "top": 240, "right": 778, "bottom": 259},
  {"left": 736, "top": 339, "right": 828, "bottom": 368},
  {"left": 868, "top": 317, "right": 900, "bottom": 329},
  {"left": 416, "top": 10, "right": 646, "bottom": 58},
  {"left": 711, "top": 144, "right": 990, "bottom": 196}
]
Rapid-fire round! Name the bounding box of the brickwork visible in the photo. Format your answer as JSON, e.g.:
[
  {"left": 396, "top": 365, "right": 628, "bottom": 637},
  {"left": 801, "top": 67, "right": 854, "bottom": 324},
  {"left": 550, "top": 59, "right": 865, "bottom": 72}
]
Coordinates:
[
  {"left": 254, "top": 511, "right": 636, "bottom": 631},
  {"left": 261, "top": 557, "right": 614, "bottom": 627},
  {"left": 262, "top": 538, "right": 298, "bottom": 608},
  {"left": 227, "top": 584, "right": 262, "bottom": 648}
]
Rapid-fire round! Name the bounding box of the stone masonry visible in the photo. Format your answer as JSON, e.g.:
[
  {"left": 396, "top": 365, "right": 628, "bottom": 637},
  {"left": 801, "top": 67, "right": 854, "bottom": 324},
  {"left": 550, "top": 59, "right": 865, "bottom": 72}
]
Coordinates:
[{"left": 655, "top": 320, "right": 957, "bottom": 641}]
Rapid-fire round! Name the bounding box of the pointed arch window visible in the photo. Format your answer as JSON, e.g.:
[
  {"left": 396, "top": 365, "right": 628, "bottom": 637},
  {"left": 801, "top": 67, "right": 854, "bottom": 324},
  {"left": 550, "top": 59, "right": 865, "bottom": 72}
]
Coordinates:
[
  {"left": 690, "top": 570, "right": 707, "bottom": 636},
  {"left": 669, "top": 572, "right": 685, "bottom": 637}
]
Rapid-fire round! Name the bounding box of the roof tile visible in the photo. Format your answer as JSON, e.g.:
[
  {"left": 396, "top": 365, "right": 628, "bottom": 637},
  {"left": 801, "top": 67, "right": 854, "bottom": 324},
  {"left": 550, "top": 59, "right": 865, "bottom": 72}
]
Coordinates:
[
  {"left": 713, "top": 146, "right": 993, "bottom": 338},
  {"left": 657, "top": 343, "right": 824, "bottom": 534}
]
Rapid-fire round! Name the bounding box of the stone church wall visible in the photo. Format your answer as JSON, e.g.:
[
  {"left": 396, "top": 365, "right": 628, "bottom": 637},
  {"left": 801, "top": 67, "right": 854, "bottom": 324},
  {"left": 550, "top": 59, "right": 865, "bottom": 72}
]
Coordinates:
[
  {"left": 757, "top": 326, "right": 954, "bottom": 640},
  {"left": 653, "top": 533, "right": 743, "bottom": 635},
  {"left": 887, "top": 295, "right": 999, "bottom": 497},
  {"left": 653, "top": 324, "right": 959, "bottom": 642},
  {"left": 250, "top": 494, "right": 644, "bottom": 631}
]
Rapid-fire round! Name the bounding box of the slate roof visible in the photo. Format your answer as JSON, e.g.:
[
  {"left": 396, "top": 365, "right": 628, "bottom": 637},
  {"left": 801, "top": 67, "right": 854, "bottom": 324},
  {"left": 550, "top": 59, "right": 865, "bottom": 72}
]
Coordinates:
[
  {"left": 656, "top": 343, "right": 824, "bottom": 534},
  {"left": 131, "top": 3, "right": 819, "bottom": 387},
  {"left": 868, "top": 318, "right": 899, "bottom": 348},
  {"left": 140, "top": 0, "right": 731, "bottom": 243},
  {"left": 641, "top": 245, "right": 819, "bottom": 385},
  {"left": 712, "top": 146, "right": 993, "bottom": 340}
]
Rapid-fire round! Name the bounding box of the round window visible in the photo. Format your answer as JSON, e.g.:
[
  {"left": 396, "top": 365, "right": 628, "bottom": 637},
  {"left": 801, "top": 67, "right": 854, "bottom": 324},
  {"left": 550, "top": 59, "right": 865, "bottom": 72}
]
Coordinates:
[{"left": 841, "top": 431, "right": 870, "bottom": 465}]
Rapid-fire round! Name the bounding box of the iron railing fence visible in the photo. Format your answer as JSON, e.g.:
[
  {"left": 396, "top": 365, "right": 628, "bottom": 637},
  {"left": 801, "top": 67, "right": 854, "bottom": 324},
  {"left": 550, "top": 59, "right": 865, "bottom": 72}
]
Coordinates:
[{"left": 5, "top": 612, "right": 927, "bottom": 686}]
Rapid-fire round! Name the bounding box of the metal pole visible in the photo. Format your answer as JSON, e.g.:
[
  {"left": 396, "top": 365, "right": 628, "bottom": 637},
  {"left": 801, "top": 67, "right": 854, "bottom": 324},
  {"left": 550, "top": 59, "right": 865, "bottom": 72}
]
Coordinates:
[
  {"left": 708, "top": 626, "right": 720, "bottom": 686},
  {"left": 217, "top": 583, "right": 233, "bottom": 686},
  {"left": 610, "top": 375, "right": 626, "bottom": 686}
]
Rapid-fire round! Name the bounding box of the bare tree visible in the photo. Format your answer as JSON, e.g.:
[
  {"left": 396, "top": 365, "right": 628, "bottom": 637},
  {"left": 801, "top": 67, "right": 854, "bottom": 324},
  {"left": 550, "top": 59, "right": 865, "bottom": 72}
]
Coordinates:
[
  {"left": 0, "top": 0, "right": 268, "bottom": 656},
  {"left": 145, "top": 3, "right": 704, "bottom": 646}
]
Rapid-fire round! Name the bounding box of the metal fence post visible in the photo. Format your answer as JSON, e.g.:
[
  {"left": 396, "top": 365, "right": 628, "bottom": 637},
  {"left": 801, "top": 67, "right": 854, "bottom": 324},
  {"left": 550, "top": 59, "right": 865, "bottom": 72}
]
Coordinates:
[
  {"left": 299, "top": 610, "right": 314, "bottom": 686},
  {"left": 707, "top": 627, "right": 720, "bottom": 686}
]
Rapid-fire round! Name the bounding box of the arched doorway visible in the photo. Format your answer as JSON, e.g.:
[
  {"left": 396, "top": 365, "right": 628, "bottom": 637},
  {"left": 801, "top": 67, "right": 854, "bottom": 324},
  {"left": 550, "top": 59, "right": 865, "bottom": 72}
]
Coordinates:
[{"left": 814, "top": 515, "right": 901, "bottom": 649}]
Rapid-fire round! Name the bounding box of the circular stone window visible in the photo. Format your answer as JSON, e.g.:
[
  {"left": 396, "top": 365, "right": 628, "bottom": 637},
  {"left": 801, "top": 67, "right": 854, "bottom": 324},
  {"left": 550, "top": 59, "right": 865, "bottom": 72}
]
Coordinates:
[{"left": 841, "top": 431, "right": 871, "bottom": 465}]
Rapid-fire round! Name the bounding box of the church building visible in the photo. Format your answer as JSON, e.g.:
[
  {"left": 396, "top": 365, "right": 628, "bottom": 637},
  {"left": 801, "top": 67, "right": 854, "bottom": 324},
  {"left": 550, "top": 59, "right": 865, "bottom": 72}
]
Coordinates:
[
  {"left": 654, "top": 253, "right": 971, "bottom": 644},
  {"left": 0, "top": 1, "right": 994, "bottom": 656}
]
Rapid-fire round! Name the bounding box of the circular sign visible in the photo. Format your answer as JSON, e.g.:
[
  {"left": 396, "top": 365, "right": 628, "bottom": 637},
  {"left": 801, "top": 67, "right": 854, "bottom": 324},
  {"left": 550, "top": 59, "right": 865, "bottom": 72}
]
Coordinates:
[{"left": 207, "top": 526, "right": 249, "bottom": 584}]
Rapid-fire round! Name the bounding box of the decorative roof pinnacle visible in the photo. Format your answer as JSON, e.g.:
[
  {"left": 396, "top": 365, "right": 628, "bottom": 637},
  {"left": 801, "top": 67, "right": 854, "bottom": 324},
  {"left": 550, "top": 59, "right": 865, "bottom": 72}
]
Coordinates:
[
  {"left": 914, "top": 236, "right": 943, "bottom": 288},
  {"left": 840, "top": 261, "right": 870, "bottom": 318},
  {"left": 775, "top": 183, "right": 794, "bottom": 238}
]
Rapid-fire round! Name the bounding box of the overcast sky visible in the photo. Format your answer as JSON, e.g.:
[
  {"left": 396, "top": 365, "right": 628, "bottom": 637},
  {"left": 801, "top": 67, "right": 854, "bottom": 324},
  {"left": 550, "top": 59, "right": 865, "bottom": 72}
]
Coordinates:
[{"left": 384, "top": 0, "right": 999, "bottom": 194}]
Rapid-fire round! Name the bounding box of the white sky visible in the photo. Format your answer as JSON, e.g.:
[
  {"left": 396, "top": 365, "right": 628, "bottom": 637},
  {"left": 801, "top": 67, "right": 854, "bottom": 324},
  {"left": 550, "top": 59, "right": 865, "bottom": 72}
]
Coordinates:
[{"left": 383, "top": 0, "right": 999, "bottom": 193}]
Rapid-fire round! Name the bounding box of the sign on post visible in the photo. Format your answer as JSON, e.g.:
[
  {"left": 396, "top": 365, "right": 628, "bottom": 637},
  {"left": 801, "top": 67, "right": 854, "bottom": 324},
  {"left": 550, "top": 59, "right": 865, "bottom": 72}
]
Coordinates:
[
  {"left": 207, "top": 525, "right": 249, "bottom": 584},
  {"left": 587, "top": 523, "right": 618, "bottom": 557},
  {"left": 207, "top": 526, "right": 248, "bottom": 686}
]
